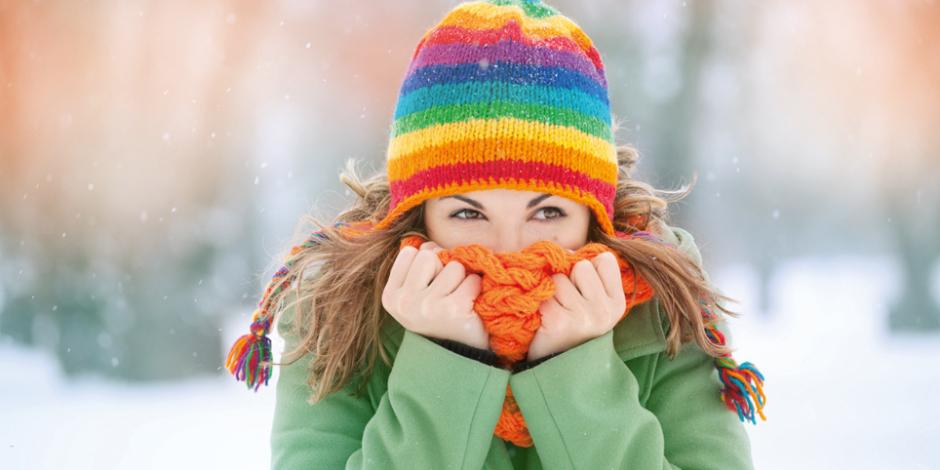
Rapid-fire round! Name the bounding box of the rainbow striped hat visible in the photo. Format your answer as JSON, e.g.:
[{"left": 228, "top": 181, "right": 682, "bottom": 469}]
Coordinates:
[{"left": 372, "top": 0, "right": 619, "bottom": 235}]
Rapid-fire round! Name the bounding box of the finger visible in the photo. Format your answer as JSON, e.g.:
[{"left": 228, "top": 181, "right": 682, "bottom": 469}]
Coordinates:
[
  {"left": 420, "top": 241, "right": 445, "bottom": 268},
  {"left": 550, "top": 272, "right": 583, "bottom": 310},
  {"left": 539, "top": 296, "right": 565, "bottom": 317},
  {"left": 593, "top": 251, "right": 623, "bottom": 299},
  {"left": 420, "top": 241, "right": 442, "bottom": 253},
  {"left": 451, "top": 272, "right": 481, "bottom": 304},
  {"left": 571, "top": 258, "right": 606, "bottom": 304},
  {"left": 403, "top": 248, "right": 443, "bottom": 290},
  {"left": 427, "top": 260, "right": 466, "bottom": 297},
  {"left": 387, "top": 246, "right": 418, "bottom": 291},
  {"left": 538, "top": 296, "right": 570, "bottom": 331}
]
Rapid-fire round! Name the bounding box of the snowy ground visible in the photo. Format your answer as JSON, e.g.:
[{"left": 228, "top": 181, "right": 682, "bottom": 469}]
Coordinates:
[
  {"left": 3, "top": 254, "right": 939, "bottom": 469},
  {"left": 731, "top": 255, "right": 940, "bottom": 469}
]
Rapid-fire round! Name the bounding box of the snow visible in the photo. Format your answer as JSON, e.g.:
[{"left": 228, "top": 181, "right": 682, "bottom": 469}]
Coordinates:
[
  {"left": 3, "top": 255, "right": 939, "bottom": 469},
  {"left": 1, "top": 317, "right": 281, "bottom": 469},
  {"left": 3, "top": 374, "right": 275, "bottom": 469}
]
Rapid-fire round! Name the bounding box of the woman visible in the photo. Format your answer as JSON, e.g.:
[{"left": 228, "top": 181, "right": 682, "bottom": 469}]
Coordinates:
[{"left": 226, "top": 1, "right": 765, "bottom": 468}]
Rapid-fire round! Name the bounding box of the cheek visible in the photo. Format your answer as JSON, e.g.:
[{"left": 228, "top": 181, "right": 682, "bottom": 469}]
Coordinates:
[
  {"left": 552, "top": 211, "right": 590, "bottom": 248},
  {"left": 527, "top": 225, "right": 576, "bottom": 249},
  {"left": 425, "top": 215, "right": 479, "bottom": 248}
]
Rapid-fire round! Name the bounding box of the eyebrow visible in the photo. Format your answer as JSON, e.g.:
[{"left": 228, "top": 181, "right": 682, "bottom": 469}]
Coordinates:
[{"left": 443, "top": 193, "right": 554, "bottom": 209}]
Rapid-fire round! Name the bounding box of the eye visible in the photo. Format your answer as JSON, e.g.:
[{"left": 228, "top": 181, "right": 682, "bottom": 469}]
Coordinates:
[
  {"left": 534, "top": 206, "right": 566, "bottom": 221},
  {"left": 450, "top": 208, "right": 484, "bottom": 220}
]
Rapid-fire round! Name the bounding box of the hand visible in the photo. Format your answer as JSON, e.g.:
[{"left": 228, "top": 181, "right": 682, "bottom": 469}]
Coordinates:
[
  {"left": 381, "top": 240, "right": 490, "bottom": 350},
  {"left": 527, "top": 251, "right": 626, "bottom": 361}
]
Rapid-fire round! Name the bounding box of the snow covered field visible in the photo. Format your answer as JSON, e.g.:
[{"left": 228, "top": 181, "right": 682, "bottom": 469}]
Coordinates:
[
  {"left": 727, "top": 256, "right": 940, "bottom": 469},
  {"left": 3, "top": 255, "right": 939, "bottom": 469}
]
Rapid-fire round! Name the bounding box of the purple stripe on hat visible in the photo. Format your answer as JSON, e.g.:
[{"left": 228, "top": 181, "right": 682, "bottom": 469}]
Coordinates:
[{"left": 407, "top": 38, "right": 607, "bottom": 89}]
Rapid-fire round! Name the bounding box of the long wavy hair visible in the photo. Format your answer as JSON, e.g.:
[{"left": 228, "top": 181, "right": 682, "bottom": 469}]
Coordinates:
[{"left": 270, "top": 143, "right": 739, "bottom": 404}]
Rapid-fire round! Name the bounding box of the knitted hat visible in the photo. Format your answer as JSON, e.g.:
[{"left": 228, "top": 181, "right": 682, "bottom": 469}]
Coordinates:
[{"left": 372, "top": 0, "right": 620, "bottom": 235}]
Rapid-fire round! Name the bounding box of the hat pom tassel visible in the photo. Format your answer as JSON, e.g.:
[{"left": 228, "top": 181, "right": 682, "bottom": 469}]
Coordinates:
[{"left": 225, "top": 312, "right": 273, "bottom": 391}]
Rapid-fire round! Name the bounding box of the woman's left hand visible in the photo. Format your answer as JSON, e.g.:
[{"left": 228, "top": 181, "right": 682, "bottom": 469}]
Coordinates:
[{"left": 526, "top": 251, "right": 627, "bottom": 362}]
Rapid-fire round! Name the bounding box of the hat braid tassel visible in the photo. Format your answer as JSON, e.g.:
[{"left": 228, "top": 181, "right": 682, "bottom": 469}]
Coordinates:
[{"left": 702, "top": 301, "right": 767, "bottom": 424}]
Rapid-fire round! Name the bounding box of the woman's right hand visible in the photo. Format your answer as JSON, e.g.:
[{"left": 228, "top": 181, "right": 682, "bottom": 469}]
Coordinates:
[{"left": 381, "top": 241, "right": 490, "bottom": 350}]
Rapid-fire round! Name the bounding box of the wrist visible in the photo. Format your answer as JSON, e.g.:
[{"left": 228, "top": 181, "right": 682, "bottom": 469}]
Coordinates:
[
  {"left": 429, "top": 337, "right": 500, "bottom": 367},
  {"left": 463, "top": 337, "right": 490, "bottom": 350},
  {"left": 458, "top": 324, "right": 490, "bottom": 350},
  {"left": 426, "top": 332, "right": 489, "bottom": 350},
  {"left": 527, "top": 336, "right": 588, "bottom": 361}
]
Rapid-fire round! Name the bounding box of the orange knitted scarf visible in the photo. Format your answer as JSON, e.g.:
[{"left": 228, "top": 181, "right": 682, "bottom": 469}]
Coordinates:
[{"left": 398, "top": 234, "right": 655, "bottom": 448}]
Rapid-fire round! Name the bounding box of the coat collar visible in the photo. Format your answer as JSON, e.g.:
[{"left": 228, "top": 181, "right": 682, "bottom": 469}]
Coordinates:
[
  {"left": 612, "top": 224, "right": 703, "bottom": 361},
  {"left": 380, "top": 224, "right": 699, "bottom": 364},
  {"left": 612, "top": 223, "right": 695, "bottom": 361}
]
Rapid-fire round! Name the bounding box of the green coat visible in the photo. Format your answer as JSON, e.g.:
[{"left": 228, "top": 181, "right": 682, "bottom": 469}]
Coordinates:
[{"left": 270, "top": 225, "right": 755, "bottom": 469}]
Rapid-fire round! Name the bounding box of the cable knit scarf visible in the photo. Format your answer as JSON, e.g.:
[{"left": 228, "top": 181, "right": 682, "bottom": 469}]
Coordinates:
[{"left": 226, "top": 221, "right": 766, "bottom": 448}]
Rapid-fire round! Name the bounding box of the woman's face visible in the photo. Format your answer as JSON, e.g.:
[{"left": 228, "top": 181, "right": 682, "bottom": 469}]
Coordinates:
[{"left": 424, "top": 189, "right": 591, "bottom": 253}]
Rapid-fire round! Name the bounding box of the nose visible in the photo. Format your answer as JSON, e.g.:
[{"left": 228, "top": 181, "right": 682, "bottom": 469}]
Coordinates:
[{"left": 492, "top": 225, "right": 526, "bottom": 254}]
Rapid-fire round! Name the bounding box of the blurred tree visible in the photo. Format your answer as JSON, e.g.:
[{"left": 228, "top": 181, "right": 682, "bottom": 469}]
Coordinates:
[
  {"left": 713, "top": 0, "right": 783, "bottom": 316},
  {"left": 886, "top": 189, "right": 940, "bottom": 331},
  {"left": 873, "top": 2, "right": 940, "bottom": 332},
  {"left": 649, "top": 0, "right": 713, "bottom": 192},
  {"left": 593, "top": 0, "right": 716, "bottom": 220}
]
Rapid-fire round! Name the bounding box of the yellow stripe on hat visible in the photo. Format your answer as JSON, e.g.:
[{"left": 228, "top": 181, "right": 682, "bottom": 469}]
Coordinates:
[{"left": 387, "top": 116, "right": 615, "bottom": 164}]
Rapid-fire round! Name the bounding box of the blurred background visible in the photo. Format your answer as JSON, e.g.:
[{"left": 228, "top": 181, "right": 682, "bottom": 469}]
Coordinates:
[{"left": 2, "top": 0, "right": 938, "bottom": 468}]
